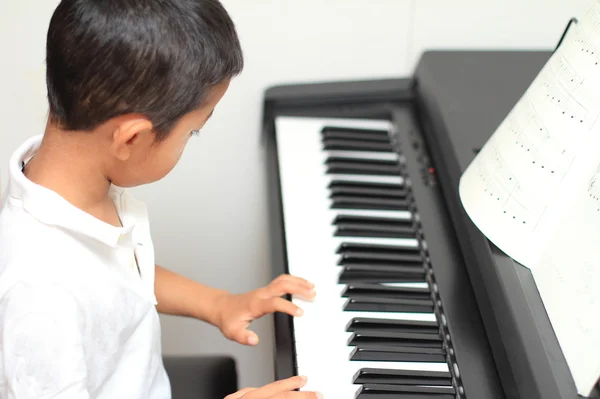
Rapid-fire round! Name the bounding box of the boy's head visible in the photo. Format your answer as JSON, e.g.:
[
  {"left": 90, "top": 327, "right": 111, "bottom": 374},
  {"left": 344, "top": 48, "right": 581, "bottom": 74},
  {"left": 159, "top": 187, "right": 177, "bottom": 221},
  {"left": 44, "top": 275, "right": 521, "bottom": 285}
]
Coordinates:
[{"left": 44, "top": 0, "right": 243, "bottom": 187}]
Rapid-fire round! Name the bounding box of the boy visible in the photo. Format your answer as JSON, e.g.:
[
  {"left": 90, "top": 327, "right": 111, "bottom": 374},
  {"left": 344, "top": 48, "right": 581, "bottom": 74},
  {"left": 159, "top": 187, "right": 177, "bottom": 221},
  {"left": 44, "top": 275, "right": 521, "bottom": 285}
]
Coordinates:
[{"left": 0, "top": 1, "right": 322, "bottom": 398}]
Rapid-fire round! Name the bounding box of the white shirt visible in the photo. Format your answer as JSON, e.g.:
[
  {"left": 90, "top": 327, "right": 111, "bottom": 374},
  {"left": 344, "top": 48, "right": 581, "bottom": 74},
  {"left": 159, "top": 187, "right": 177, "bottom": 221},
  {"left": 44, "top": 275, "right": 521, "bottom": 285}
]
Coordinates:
[{"left": 0, "top": 135, "right": 171, "bottom": 398}]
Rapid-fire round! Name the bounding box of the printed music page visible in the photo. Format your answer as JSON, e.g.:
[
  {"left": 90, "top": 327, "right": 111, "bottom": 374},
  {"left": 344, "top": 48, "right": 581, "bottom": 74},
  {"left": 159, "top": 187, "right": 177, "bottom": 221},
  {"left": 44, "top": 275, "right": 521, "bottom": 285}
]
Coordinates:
[
  {"left": 533, "top": 163, "right": 600, "bottom": 396},
  {"left": 459, "top": 2, "right": 600, "bottom": 268},
  {"left": 459, "top": 1, "right": 600, "bottom": 395}
]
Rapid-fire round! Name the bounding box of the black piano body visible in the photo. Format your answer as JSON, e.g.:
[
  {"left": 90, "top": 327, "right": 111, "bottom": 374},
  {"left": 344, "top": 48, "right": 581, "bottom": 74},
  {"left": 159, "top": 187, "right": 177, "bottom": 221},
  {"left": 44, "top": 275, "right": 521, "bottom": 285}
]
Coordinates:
[{"left": 261, "top": 50, "right": 600, "bottom": 399}]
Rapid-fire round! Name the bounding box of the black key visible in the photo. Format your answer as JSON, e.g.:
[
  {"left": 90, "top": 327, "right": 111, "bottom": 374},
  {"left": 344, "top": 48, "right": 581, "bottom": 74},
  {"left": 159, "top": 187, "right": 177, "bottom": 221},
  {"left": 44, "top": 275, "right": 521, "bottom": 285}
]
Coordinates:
[
  {"left": 326, "top": 161, "right": 400, "bottom": 176},
  {"left": 353, "top": 368, "right": 452, "bottom": 386},
  {"left": 350, "top": 344, "right": 447, "bottom": 363},
  {"left": 355, "top": 384, "right": 455, "bottom": 399},
  {"left": 325, "top": 157, "right": 401, "bottom": 176},
  {"left": 333, "top": 215, "right": 413, "bottom": 227},
  {"left": 337, "top": 242, "right": 423, "bottom": 265},
  {"left": 347, "top": 330, "right": 443, "bottom": 348},
  {"left": 344, "top": 296, "right": 434, "bottom": 313},
  {"left": 322, "top": 138, "right": 393, "bottom": 152},
  {"left": 329, "top": 184, "right": 408, "bottom": 199},
  {"left": 338, "top": 265, "right": 426, "bottom": 284},
  {"left": 339, "top": 264, "right": 425, "bottom": 274},
  {"left": 346, "top": 317, "right": 440, "bottom": 335},
  {"left": 334, "top": 215, "right": 416, "bottom": 238},
  {"left": 334, "top": 213, "right": 413, "bottom": 226},
  {"left": 321, "top": 126, "right": 390, "bottom": 142},
  {"left": 338, "top": 251, "right": 423, "bottom": 264},
  {"left": 341, "top": 283, "right": 431, "bottom": 300},
  {"left": 338, "top": 249, "right": 424, "bottom": 266},
  {"left": 329, "top": 180, "right": 405, "bottom": 193},
  {"left": 337, "top": 242, "right": 421, "bottom": 255},
  {"left": 322, "top": 131, "right": 390, "bottom": 142},
  {"left": 331, "top": 195, "right": 410, "bottom": 211},
  {"left": 325, "top": 157, "right": 399, "bottom": 167},
  {"left": 335, "top": 224, "right": 416, "bottom": 238}
]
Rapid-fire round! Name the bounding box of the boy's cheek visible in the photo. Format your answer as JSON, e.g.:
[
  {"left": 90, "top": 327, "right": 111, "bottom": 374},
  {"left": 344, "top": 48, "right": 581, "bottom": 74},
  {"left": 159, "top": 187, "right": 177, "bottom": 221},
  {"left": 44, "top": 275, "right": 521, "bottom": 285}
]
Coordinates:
[{"left": 151, "top": 145, "right": 187, "bottom": 181}]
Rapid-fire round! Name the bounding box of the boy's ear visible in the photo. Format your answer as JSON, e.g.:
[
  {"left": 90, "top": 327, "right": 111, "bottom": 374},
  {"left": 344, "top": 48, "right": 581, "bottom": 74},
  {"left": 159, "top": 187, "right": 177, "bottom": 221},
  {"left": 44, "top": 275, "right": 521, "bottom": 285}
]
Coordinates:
[{"left": 111, "top": 116, "right": 154, "bottom": 161}]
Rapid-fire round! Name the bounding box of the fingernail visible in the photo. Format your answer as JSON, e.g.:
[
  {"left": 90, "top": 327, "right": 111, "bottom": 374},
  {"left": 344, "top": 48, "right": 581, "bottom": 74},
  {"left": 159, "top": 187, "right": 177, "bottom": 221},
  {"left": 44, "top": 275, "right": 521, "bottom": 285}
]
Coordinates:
[
  {"left": 296, "top": 308, "right": 304, "bottom": 316},
  {"left": 309, "top": 289, "right": 316, "bottom": 297},
  {"left": 299, "top": 375, "right": 307, "bottom": 381},
  {"left": 248, "top": 335, "right": 258, "bottom": 345},
  {"left": 316, "top": 392, "right": 323, "bottom": 399}
]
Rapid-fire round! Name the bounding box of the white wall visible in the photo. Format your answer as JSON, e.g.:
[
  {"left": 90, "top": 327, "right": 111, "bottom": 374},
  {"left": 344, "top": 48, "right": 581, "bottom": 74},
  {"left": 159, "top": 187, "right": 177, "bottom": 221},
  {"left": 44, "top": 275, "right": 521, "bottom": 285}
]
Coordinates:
[
  {"left": 0, "top": 0, "right": 593, "bottom": 389},
  {"left": 409, "top": 0, "right": 590, "bottom": 63}
]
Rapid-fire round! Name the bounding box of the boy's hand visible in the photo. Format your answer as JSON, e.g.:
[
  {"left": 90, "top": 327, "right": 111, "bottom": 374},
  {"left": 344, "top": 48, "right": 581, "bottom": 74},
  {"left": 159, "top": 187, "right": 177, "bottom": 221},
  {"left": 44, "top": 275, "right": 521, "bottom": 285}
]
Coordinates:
[
  {"left": 224, "top": 376, "right": 322, "bottom": 399},
  {"left": 214, "top": 274, "right": 316, "bottom": 346}
]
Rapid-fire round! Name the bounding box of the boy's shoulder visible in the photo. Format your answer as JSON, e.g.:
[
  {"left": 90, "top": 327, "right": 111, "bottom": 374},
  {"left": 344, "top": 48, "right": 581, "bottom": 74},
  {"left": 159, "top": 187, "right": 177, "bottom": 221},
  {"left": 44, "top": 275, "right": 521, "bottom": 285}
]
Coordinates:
[
  {"left": 0, "top": 192, "right": 154, "bottom": 313},
  {"left": 0, "top": 134, "right": 156, "bottom": 299},
  {"left": 0, "top": 184, "right": 150, "bottom": 267},
  {"left": 0, "top": 201, "right": 95, "bottom": 289}
]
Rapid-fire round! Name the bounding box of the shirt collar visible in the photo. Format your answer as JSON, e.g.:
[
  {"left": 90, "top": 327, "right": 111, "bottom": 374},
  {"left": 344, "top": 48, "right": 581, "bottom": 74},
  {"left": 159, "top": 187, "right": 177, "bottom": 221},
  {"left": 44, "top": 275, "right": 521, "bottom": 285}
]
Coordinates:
[{"left": 6, "top": 134, "right": 136, "bottom": 248}]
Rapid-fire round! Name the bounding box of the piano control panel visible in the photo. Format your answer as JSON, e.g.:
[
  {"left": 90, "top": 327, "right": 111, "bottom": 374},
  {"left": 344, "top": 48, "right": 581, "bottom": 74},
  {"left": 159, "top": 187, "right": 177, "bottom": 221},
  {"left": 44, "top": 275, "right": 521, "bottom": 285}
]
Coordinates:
[{"left": 406, "top": 126, "right": 436, "bottom": 187}]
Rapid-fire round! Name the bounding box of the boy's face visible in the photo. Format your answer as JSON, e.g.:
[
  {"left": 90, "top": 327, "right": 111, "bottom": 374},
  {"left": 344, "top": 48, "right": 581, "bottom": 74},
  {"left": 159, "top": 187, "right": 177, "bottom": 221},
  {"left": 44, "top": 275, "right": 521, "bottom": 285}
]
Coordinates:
[{"left": 106, "top": 79, "right": 230, "bottom": 187}]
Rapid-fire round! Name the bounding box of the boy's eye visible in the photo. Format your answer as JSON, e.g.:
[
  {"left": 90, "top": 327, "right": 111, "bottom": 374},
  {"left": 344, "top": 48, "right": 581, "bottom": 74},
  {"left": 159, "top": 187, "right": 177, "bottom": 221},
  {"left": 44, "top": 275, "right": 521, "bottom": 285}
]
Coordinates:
[{"left": 190, "top": 129, "right": 201, "bottom": 137}]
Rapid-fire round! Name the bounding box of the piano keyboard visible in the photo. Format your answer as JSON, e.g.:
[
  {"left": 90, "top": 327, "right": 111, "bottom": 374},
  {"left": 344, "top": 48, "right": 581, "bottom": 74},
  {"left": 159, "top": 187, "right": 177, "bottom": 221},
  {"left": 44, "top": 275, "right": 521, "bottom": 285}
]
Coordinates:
[{"left": 275, "top": 116, "right": 459, "bottom": 398}]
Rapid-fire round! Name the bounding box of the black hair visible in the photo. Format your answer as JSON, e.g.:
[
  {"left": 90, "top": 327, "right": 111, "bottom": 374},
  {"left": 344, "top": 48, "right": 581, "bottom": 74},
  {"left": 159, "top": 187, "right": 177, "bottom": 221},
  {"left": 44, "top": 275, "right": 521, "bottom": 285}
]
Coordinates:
[{"left": 46, "top": 0, "right": 243, "bottom": 140}]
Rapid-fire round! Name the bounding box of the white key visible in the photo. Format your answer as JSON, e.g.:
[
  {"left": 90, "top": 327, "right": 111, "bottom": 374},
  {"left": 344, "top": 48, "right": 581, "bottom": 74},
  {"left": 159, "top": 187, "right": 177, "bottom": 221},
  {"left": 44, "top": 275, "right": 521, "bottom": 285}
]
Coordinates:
[
  {"left": 326, "top": 150, "right": 400, "bottom": 162},
  {"left": 329, "top": 208, "right": 413, "bottom": 220},
  {"left": 275, "top": 116, "right": 443, "bottom": 398},
  {"left": 330, "top": 236, "right": 419, "bottom": 248},
  {"left": 327, "top": 173, "right": 404, "bottom": 185},
  {"left": 380, "top": 282, "right": 430, "bottom": 289}
]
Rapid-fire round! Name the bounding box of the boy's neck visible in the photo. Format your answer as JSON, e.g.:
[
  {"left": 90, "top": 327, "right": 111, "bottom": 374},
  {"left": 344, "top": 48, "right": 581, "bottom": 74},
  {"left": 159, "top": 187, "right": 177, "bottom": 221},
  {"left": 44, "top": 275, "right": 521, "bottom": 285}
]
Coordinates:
[{"left": 23, "top": 123, "right": 121, "bottom": 227}]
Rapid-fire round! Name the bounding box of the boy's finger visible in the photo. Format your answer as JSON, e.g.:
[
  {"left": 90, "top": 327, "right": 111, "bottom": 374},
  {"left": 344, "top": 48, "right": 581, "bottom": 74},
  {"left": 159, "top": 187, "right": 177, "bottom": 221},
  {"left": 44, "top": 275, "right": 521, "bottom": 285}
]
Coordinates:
[
  {"left": 243, "top": 376, "right": 308, "bottom": 398},
  {"left": 286, "top": 274, "right": 315, "bottom": 289},
  {"left": 229, "top": 327, "right": 260, "bottom": 346},
  {"left": 272, "top": 392, "right": 323, "bottom": 399},
  {"left": 244, "top": 330, "right": 259, "bottom": 346},
  {"left": 272, "top": 274, "right": 314, "bottom": 290},
  {"left": 224, "top": 387, "right": 256, "bottom": 399},
  {"left": 260, "top": 297, "right": 303, "bottom": 318},
  {"left": 268, "top": 279, "right": 315, "bottom": 300}
]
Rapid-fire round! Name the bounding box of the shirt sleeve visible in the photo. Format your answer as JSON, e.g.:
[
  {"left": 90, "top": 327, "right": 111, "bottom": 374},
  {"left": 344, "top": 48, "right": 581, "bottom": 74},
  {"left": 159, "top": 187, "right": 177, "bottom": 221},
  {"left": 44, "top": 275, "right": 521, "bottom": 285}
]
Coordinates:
[{"left": 0, "top": 282, "right": 91, "bottom": 399}]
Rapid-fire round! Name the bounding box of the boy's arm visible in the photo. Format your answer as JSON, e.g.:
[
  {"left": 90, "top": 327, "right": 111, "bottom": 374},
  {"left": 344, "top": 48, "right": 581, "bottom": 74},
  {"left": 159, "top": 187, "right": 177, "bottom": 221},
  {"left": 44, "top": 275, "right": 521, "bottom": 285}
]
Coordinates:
[
  {"left": 154, "top": 264, "right": 226, "bottom": 326},
  {"left": 153, "top": 264, "right": 315, "bottom": 345}
]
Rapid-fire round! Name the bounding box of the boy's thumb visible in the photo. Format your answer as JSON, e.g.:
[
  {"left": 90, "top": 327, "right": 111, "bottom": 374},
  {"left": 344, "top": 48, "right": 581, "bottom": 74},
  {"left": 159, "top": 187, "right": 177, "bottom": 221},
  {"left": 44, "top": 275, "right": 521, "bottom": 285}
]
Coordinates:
[{"left": 243, "top": 330, "right": 259, "bottom": 346}]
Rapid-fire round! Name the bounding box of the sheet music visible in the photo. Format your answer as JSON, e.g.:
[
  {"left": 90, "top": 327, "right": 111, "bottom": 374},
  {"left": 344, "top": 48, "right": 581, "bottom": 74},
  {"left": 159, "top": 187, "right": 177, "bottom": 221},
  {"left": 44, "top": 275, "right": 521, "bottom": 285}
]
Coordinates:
[
  {"left": 533, "top": 162, "right": 600, "bottom": 395},
  {"left": 459, "top": 1, "right": 600, "bottom": 395},
  {"left": 459, "top": 5, "right": 600, "bottom": 268}
]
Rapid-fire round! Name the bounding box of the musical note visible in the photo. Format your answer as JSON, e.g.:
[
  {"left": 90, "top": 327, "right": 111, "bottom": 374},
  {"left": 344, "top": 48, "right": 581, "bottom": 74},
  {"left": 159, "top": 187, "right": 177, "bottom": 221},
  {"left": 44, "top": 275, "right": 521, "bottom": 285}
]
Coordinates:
[
  {"left": 503, "top": 99, "right": 576, "bottom": 184},
  {"left": 587, "top": 163, "right": 600, "bottom": 212},
  {"left": 556, "top": 55, "right": 600, "bottom": 105},
  {"left": 538, "top": 70, "right": 593, "bottom": 128},
  {"left": 571, "top": 25, "right": 600, "bottom": 66},
  {"left": 472, "top": 139, "right": 540, "bottom": 228}
]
